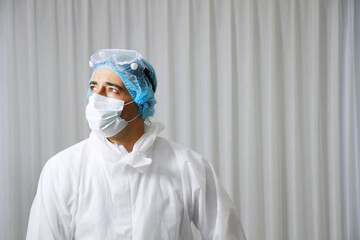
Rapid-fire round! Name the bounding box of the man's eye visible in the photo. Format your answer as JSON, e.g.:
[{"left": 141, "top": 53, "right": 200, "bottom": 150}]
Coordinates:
[
  {"left": 90, "top": 86, "right": 97, "bottom": 91},
  {"left": 109, "top": 88, "right": 119, "bottom": 94}
]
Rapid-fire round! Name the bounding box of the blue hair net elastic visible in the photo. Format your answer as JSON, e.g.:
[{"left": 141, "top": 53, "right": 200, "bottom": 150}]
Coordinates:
[{"left": 87, "top": 49, "right": 157, "bottom": 120}]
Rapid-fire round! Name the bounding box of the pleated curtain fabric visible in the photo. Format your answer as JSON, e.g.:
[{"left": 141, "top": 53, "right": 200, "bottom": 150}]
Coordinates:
[{"left": 0, "top": 0, "right": 359, "bottom": 239}]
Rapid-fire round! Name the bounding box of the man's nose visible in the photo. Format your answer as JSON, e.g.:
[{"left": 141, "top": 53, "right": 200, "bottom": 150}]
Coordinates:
[{"left": 96, "top": 86, "right": 107, "bottom": 97}]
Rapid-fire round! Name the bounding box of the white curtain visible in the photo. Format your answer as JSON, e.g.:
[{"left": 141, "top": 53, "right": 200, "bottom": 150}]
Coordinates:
[{"left": 1, "top": 0, "right": 359, "bottom": 239}]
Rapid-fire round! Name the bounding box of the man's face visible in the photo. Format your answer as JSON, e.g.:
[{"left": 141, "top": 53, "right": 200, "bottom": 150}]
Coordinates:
[{"left": 89, "top": 68, "right": 138, "bottom": 120}]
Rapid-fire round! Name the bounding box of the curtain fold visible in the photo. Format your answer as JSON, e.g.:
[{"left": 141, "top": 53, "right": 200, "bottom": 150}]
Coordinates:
[{"left": 0, "top": 0, "right": 359, "bottom": 239}]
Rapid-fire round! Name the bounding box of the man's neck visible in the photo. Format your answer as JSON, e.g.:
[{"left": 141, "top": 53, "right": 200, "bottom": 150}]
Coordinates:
[{"left": 107, "top": 118, "right": 145, "bottom": 152}]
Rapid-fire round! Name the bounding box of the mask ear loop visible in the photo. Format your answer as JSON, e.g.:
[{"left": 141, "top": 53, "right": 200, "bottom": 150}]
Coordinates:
[
  {"left": 123, "top": 100, "right": 139, "bottom": 123},
  {"left": 124, "top": 100, "right": 134, "bottom": 106},
  {"left": 126, "top": 114, "right": 139, "bottom": 123}
]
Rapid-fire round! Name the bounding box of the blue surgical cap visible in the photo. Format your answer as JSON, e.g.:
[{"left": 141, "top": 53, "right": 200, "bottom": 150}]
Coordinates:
[{"left": 87, "top": 49, "right": 157, "bottom": 120}]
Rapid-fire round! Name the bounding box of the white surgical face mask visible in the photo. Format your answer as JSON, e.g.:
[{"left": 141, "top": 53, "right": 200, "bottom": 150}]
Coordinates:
[{"left": 85, "top": 93, "right": 137, "bottom": 137}]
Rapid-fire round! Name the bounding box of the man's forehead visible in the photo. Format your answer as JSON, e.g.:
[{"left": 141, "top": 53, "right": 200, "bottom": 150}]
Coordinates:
[{"left": 92, "top": 68, "right": 124, "bottom": 86}]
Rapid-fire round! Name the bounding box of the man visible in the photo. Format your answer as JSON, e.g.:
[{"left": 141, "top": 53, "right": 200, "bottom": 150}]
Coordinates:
[{"left": 26, "top": 49, "right": 246, "bottom": 240}]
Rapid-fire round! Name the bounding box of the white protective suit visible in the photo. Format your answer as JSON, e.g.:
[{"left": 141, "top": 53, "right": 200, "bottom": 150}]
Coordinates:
[{"left": 26, "top": 119, "right": 246, "bottom": 240}]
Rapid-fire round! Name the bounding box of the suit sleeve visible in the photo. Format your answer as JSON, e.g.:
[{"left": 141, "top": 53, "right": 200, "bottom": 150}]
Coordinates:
[
  {"left": 26, "top": 161, "right": 72, "bottom": 240},
  {"left": 186, "top": 158, "right": 246, "bottom": 240}
]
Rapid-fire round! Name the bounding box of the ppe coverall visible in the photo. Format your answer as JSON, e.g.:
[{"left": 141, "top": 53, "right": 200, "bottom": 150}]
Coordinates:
[{"left": 26, "top": 119, "right": 246, "bottom": 240}]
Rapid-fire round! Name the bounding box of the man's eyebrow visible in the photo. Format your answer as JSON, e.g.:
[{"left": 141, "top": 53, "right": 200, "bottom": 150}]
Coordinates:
[
  {"left": 105, "top": 82, "right": 124, "bottom": 91},
  {"left": 89, "top": 81, "right": 97, "bottom": 85}
]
